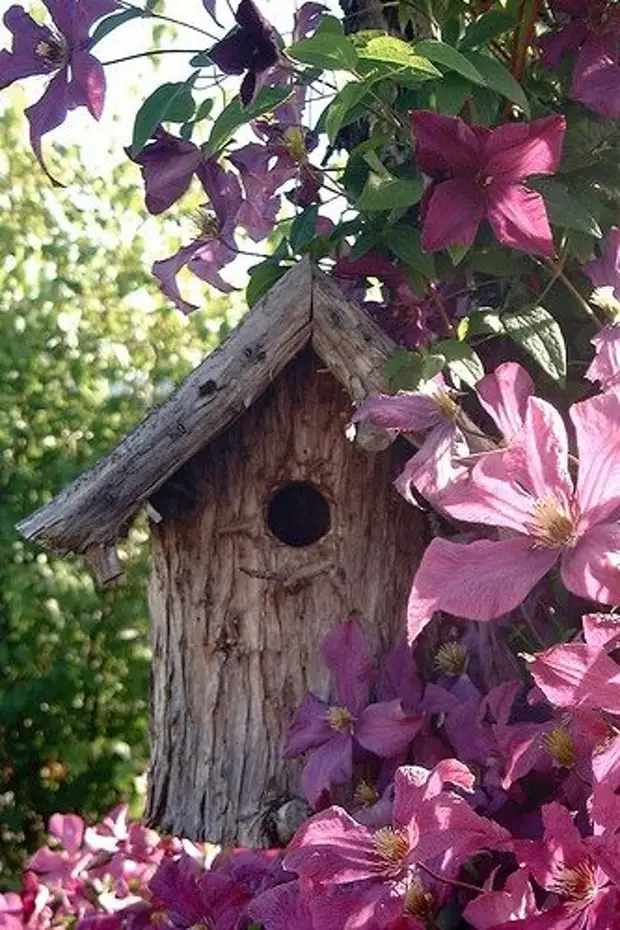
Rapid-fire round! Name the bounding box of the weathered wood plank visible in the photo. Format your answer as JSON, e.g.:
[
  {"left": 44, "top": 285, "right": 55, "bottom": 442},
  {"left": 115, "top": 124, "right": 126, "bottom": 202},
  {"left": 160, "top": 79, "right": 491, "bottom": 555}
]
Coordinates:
[{"left": 17, "top": 260, "right": 314, "bottom": 555}]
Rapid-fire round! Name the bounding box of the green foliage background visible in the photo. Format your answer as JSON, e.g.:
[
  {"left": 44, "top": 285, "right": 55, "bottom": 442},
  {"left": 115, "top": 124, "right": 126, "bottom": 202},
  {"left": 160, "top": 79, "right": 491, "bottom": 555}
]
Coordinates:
[{"left": 0, "top": 106, "right": 234, "bottom": 885}]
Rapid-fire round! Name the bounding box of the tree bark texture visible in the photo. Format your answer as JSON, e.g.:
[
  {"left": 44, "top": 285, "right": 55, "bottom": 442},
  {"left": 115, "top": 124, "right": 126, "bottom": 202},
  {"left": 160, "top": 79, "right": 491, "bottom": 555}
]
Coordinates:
[{"left": 146, "top": 347, "right": 427, "bottom": 846}]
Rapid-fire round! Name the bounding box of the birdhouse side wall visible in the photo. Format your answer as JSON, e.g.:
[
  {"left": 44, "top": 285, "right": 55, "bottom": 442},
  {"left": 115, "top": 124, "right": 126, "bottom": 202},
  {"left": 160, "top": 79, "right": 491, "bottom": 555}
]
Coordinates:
[{"left": 145, "top": 348, "right": 427, "bottom": 846}]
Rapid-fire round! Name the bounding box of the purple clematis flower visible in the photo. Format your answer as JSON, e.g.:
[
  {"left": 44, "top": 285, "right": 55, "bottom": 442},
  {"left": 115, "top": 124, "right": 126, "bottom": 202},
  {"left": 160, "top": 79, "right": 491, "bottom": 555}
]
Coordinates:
[
  {"left": 584, "top": 227, "right": 620, "bottom": 300},
  {"left": 283, "top": 617, "right": 424, "bottom": 808},
  {"left": 125, "top": 128, "right": 204, "bottom": 216},
  {"left": 410, "top": 110, "right": 565, "bottom": 258},
  {"left": 208, "top": 0, "right": 280, "bottom": 106},
  {"left": 540, "top": 1, "right": 620, "bottom": 119},
  {"left": 152, "top": 159, "right": 243, "bottom": 312},
  {"left": 407, "top": 390, "right": 620, "bottom": 640},
  {"left": 586, "top": 325, "right": 620, "bottom": 392},
  {"left": 149, "top": 856, "right": 249, "bottom": 930},
  {"left": 0, "top": 0, "right": 119, "bottom": 181}
]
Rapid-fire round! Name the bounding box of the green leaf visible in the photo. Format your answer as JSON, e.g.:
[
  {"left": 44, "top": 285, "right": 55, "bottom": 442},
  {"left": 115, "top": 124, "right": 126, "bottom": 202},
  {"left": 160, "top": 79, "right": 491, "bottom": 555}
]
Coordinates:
[
  {"left": 459, "top": 10, "right": 517, "bottom": 50},
  {"left": 89, "top": 8, "right": 142, "bottom": 48},
  {"left": 384, "top": 226, "right": 436, "bottom": 278},
  {"left": 502, "top": 305, "right": 567, "bottom": 384},
  {"left": 433, "top": 72, "right": 473, "bottom": 115},
  {"left": 289, "top": 205, "right": 319, "bottom": 252},
  {"left": 357, "top": 36, "right": 440, "bottom": 77},
  {"left": 357, "top": 174, "right": 423, "bottom": 212},
  {"left": 325, "top": 79, "right": 377, "bottom": 143},
  {"left": 131, "top": 79, "right": 197, "bottom": 155},
  {"left": 189, "top": 50, "right": 213, "bottom": 67},
  {"left": 413, "top": 39, "right": 485, "bottom": 86},
  {"left": 286, "top": 16, "right": 358, "bottom": 71},
  {"left": 349, "top": 226, "right": 382, "bottom": 259},
  {"left": 530, "top": 179, "right": 602, "bottom": 237},
  {"left": 246, "top": 262, "right": 288, "bottom": 308},
  {"left": 194, "top": 98, "right": 214, "bottom": 123},
  {"left": 204, "top": 86, "right": 290, "bottom": 156},
  {"left": 434, "top": 339, "right": 485, "bottom": 388},
  {"left": 466, "top": 308, "right": 505, "bottom": 336},
  {"left": 386, "top": 348, "right": 425, "bottom": 389},
  {"left": 448, "top": 243, "right": 470, "bottom": 266},
  {"left": 463, "top": 51, "right": 530, "bottom": 115}
]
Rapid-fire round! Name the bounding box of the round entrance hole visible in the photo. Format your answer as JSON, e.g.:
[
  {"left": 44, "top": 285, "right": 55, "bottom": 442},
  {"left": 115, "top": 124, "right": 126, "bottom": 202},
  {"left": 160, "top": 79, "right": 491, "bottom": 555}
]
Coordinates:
[{"left": 266, "top": 482, "right": 331, "bottom": 547}]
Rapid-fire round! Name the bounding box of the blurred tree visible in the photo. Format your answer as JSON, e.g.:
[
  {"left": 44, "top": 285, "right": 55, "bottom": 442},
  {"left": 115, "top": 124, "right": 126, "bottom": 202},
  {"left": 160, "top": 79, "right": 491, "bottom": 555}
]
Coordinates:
[{"left": 0, "top": 105, "right": 236, "bottom": 886}]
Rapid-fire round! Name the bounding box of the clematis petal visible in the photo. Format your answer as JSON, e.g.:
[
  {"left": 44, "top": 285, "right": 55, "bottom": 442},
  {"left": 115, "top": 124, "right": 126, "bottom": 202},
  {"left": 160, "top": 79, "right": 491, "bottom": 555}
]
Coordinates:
[
  {"left": 396, "top": 420, "right": 468, "bottom": 506},
  {"left": 285, "top": 807, "right": 383, "bottom": 884},
  {"left": 561, "top": 522, "right": 620, "bottom": 606},
  {"left": 487, "top": 183, "right": 555, "bottom": 257},
  {"left": 301, "top": 734, "right": 352, "bottom": 809},
  {"left": 586, "top": 325, "right": 620, "bottom": 392},
  {"left": 572, "top": 36, "right": 620, "bottom": 120},
  {"left": 582, "top": 613, "right": 620, "bottom": 650},
  {"left": 0, "top": 7, "right": 59, "bottom": 89},
  {"left": 44, "top": 0, "right": 120, "bottom": 42},
  {"left": 421, "top": 178, "right": 485, "bottom": 252},
  {"left": 539, "top": 20, "right": 588, "bottom": 69},
  {"left": 126, "top": 128, "right": 203, "bottom": 215},
  {"left": 411, "top": 110, "right": 482, "bottom": 178},
  {"left": 293, "top": 3, "right": 327, "bottom": 41},
  {"left": 248, "top": 882, "right": 313, "bottom": 930},
  {"left": 189, "top": 238, "right": 238, "bottom": 293},
  {"left": 584, "top": 227, "right": 620, "bottom": 297},
  {"left": 48, "top": 813, "right": 85, "bottom": 855},
  {"left": 283, "top": 693, "right": 333, "bottom": 757},
  {"left": 407, "top": 536, "right": 559, "bottom": 637},
  {"left": 152, "top": 244, "right": 202, "bottom": 315},
  {"left": 356, "top": 700, "right": 423, "bottom": 758},
  {"left": 68, "top": 50, "right": 105, "bottom": 118},
  {"left": 202, "top": 0, "right": 221, "bottom": 25},
  {"left": 527, "top": 641, "right": 620, "bottom": 714},
  {"left": 321, "top": 617, "right": 372, "bottom": 714},
  {"left": 483, "top": 116, "right": 566, "bottom": 183},
  {"left": 351, "top": 392, "right": 445, "bottom": 434},
  {"left": 508, "top": 396, "right": 572, "bottom": 502},
  {"left": 571, "top": 391, "right": 620, "bottom": 529},
  {"left": 475, "top": 362, "right": 534, "bottom": 441},
  {"left": 464, "top": 869, "right": 536, "bottom": 929},
  {"left": 25, "top": 70, "right": 70, "bottom": 180}
]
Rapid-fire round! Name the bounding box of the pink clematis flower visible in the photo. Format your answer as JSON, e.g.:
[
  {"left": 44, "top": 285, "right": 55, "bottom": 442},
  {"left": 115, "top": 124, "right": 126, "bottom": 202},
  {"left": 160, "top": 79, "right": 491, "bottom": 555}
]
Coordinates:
[
  {"left": 407, "top": 390, "right": 620, "bottom": 639},
  {"left": 410, "top": 110, "right": 565, "bottom": 257},
  {"left": 492, "top": 803, "right": 620, "bottom": 929},
  {"left": 28, "top": 814, "right": 92, "bottom": 888},
  {"left": 0, "top": 0, "right": 119, "bottom": 181},
  {"left": 285, "top": 761, "right": 511, "bottom": 930},
  {"left": 283, "top": 618, "right": 423, "bottom": 808},
  {"left": 584, "top": 227, "right": 620, "bottom": 300}
]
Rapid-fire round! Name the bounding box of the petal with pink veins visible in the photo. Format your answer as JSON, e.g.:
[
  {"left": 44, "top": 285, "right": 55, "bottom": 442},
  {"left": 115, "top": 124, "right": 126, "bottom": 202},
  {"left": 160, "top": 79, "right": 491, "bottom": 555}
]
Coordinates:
[
  {"left": 571, "top": 391, "right": 620, "bottom": 530},
  {"left": 507, "top": 397, "right": 573, "bottom": 502},
  {"left": 586, "top": 325, "right": 620, "bottom": 392},
  {"left": 283, "top": 693, "right": 333, "bottom": 757},
  {"left": 351, "top": 392, "right": 445, "bottom": 433},
  {"left": 49, "top": 813, "right": 85, "bottom": 854},
  {"left": 475, "top": 362, "right": 534, "bottom": 441},
  {"left": 527, "top": 641, "right": 620, "bottom": 714},
  {"left": 301, "top": 733, "right": 352, "bottom": 809},
  {"left": 487, "top": 183, "right": 555, "bottom": 257},
  {"left": 356, "top": 700, "right": 423, "bottom": 758},
  {"left": 68, "top": 51, "right": 106, "bottom": 119},
  {"left": 407, "top": 536, "right": 559, "bottom": 636},
  {"left": 285, "top": 808, "right": 385, "bottom": 884},
  {"left": 561, "top": 521, "right": 620, "bottom": 605}
]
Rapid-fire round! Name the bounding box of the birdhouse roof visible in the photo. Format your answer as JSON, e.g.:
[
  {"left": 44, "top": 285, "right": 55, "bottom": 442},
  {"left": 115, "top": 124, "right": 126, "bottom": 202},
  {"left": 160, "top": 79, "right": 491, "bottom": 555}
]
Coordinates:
[{"left": 17, "top": 259, "right": 405, "bottom": 578}]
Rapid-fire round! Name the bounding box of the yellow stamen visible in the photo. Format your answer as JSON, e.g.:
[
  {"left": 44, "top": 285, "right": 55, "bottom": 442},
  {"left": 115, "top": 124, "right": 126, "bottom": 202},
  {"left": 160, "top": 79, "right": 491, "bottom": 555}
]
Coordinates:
[
  {"left": 544, "top": 728, "right": 578, "bottom": 768},
  {"left": 191, "top": 209, "right": 220, "bottom": 239},
  {"left": 354, "top": 780, "right": 379, "bottom": 807},
  {"left": 326, "top": 705, "right": 354, "bottom": 733},
  {"left": 403, "top": 880, "right": 435, "bottom": 921},
  {"left": 283, "top": 126, "right": 307, "bottom": 163},
  {"left": 551, "top": 860, "right": 598, "bottom": 901},
  {"left": 434, "top": 642, "right": 469, "bottom": 676},
  {"left": 528, "top": 498, "right": 578, "bottom": 548},
  {"left": 374, "top": 827, "right": 409, "bottom": 863},
  {"left": 431, "top": 389, "right": 459, "bottom": 420}
]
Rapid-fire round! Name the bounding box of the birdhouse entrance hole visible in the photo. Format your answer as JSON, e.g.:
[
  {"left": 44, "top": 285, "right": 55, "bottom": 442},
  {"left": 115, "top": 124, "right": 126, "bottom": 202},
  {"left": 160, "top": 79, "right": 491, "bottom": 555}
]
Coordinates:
[{"left": 266, "top": 481, "right": 330, "bottom": 547}]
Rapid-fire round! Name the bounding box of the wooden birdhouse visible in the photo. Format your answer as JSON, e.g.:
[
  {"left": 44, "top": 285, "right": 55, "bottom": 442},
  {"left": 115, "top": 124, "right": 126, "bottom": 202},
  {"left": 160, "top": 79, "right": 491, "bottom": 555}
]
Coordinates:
[{"left": 18, "top": 259, "right": 428, "bottom": 847}]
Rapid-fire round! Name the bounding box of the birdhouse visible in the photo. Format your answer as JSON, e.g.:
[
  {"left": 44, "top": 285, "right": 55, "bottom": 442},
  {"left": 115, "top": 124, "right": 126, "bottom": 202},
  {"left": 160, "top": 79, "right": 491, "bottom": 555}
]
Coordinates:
[{"left": 18, "top": 259, "right": 428, "bottom": 847}]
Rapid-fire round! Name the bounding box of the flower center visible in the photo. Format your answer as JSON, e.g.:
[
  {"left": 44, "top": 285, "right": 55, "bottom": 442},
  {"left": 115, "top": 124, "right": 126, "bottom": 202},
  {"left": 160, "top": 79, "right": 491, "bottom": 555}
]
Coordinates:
[
  {"left": 35, "top": 36, "right": 67, "bottom": 68},
  {"left": 283, "top": 126, "right": 307, "bottom": 163},
  {"left": 552, "top": 860, "right": 599, "bottom": 902},
  {"left": 374, "top": 827, "right": 410, "bottom": 863},
  {"left": 403, "top": 880, "right": 435, "bottom": 922},
  {"left": 354, "top": 780, "right": 379, "bottom": 806},
  {"left": 476, "top": 170, "right": 494, "bottom": 188},
  {"left": 528, "top": 497, "right": 578, "bottom": 548},
  {"left": 327, "top": 705, "right": 354, "bottom": 733},
  {"left": 434, "top": 642, "right": 468, "bottom": 676},
  {"left": 431, "top": 389, "right": 459, "bottom": 420},
  {"left": 192, "top": 209, "right": 220, "bottom": 239},
  {"left": 544, "top": 728, "right": 578, "bottom": 768}
]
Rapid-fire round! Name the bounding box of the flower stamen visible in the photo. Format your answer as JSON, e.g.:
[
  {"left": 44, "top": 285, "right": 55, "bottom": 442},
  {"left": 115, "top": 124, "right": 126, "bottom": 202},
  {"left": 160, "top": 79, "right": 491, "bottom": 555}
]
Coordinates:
[
  {"left": 374, "top": 827, "right": 409, "bottom": 863},
  {"left": 326, "top": 705, "right": 354, "bottom": 733},
  {"left": 544, "top": 728, "right": 578, "bottom": 768},
  {"left": 551, "top": 860, "right": 599, "bottom": 901},
  {"left": 35, "top": 37, "right": 67, "bottom": 67},
  {"left": 528, "top": 497, "right": 578, "bottom": 548}
]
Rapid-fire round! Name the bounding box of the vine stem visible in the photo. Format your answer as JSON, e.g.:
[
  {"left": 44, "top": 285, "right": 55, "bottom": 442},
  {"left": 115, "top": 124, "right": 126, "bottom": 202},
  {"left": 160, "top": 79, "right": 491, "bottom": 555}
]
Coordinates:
[
  {"left": 101, "top": 48, "right": 205, "bottom": 66},
  {"left": 416, "top": 860, "right": 483, "bottom": 894},
  {"left": 118, "top": 1, "right": 220, "bottom": 40},
  {"left": 542, "top": 259, "right": 604, "bottom": 329}
]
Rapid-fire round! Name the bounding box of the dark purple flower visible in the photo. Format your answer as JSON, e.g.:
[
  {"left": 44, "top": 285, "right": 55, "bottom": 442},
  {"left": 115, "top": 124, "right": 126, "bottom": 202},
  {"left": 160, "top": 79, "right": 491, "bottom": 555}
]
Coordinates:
[
  {"left": 540, "top": 1, "right": 620, "bottom": 118},
  {"left": 208, "top": 0, "right": 280, "bottom": 105},
  {"left": 125, "top": 128, "right": 204, "bottom": 216},
  {"left": 411, "top": 110, "right": 566, "bottom": 257},
  {"left": 247, "top": 881, "right": 314, "bottom": 930},
  {"left": 0, "top": 0, "right": 119, "bottom": 180},
  {"left": 149, "top": 856, "right": 249, "bottom": 930},
  {"left": 153, "top": 159, "right": 243, "bottom": 312},
  {"left": 283, "top": 618, "right": 423, "bottom": 808}
]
